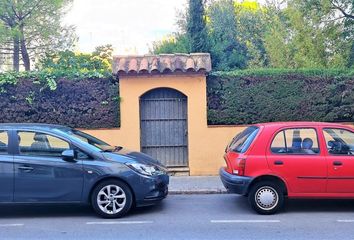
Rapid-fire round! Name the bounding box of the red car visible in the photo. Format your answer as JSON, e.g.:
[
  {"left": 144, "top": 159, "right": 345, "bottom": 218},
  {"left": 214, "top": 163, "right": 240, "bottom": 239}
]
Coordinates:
[{"left": 220, "top": 122, "right": 354, "bottom": 214}]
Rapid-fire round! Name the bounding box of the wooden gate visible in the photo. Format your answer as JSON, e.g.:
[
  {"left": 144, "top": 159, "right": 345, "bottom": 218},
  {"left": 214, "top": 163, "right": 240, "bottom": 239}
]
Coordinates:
[{"left": 140, "top": 88, "right": 188, "bottom": 167}]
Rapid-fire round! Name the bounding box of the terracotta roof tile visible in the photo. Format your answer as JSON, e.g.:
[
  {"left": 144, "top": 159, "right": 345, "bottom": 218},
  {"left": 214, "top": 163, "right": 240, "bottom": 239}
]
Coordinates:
[
  {"left": 185, "top": 57, "right": 195, "bottom": 72},
  {"left": 149, "top": 57, "right": 159, "bottom": 74},
  {"left": 138, "top": 58, "right": 149, "bottom": 74},
  {"left": 113, "top": 53, "right": 211, "bottom": 75}
]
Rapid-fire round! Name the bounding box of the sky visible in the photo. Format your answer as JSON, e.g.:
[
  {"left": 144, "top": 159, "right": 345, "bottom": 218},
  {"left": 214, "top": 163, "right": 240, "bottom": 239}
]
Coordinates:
[
  {"left": 64, "top": 0, "right": 187, "bottom": 55},
  {"left": 64, "top": 0, "right": 267, "bottom": 55}
]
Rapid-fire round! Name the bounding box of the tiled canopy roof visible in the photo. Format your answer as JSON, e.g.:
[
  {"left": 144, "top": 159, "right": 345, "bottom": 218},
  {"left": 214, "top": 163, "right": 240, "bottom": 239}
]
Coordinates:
[{"left": 112, "top": 53, "right": 212, "bottom": 75}]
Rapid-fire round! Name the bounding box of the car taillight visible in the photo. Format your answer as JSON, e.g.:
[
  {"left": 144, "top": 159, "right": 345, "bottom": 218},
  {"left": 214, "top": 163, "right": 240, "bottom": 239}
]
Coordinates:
[{"left": 233, "top": 158, "right": 246, "bottom": 176}]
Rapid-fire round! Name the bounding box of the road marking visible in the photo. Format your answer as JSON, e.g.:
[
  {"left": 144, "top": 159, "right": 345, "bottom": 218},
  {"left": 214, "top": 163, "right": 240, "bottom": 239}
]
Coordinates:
[
  {"left": 337, "top": 220, "right": 354, "bottom": 223},
  {"left": 211, "top": 220, "right": 280, "bottom": 223},
  {"left": 86, "top": 221, "right": 154, "bottom": 225},
  {"left": 0, "top": 224, "right": 24, "bottom": 227}
]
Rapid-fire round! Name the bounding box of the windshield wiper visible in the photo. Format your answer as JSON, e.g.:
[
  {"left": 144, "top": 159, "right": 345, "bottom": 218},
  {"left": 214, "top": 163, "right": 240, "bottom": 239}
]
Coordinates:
[
  {"left": 102, "top": 146, "right": 123, "bottom": 152},
  {"left": 114, "top": 146, "right": 123, "bottom": 151}
]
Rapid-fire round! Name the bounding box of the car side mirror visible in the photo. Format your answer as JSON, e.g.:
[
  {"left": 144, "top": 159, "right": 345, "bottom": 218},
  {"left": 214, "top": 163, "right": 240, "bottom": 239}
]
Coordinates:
[{"left": 61, "top": 149, "right": 75, "bottom": 162}]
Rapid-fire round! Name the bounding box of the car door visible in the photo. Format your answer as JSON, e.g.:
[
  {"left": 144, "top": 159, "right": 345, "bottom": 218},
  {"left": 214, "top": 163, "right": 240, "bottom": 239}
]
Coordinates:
[
  {"left": 14, "top": 130, "right": 84, "bottom": 202},
  {"left": 267, "top": 127, "right": 327, "bottom": 193},
  {"left": 322, "top": 127, "right": 354, "bottom": 193},
  {"left": 0, "top": 130, "right": 13, "bottom": 202}
]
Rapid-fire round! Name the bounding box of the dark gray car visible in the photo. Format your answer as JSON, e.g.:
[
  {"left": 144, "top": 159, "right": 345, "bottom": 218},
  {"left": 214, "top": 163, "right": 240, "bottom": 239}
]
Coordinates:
[{"left": 0, "top": 123, "right": 169, "bottom": 218}]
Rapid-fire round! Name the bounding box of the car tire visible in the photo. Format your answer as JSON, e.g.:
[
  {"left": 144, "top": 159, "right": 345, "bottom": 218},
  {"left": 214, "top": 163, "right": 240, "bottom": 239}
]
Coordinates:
[
  {"left": 248, "top": 181, "right": 284, "bottom": 215},
  {"left": 91, "top": 180, "right": 133, "bottom": 218}
]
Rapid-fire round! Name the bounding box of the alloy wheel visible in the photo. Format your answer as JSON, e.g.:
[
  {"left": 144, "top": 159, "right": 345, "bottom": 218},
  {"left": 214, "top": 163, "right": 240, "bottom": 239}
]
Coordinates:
[{"left": 97, "top": 185, "right": 127, "bottom": 215}]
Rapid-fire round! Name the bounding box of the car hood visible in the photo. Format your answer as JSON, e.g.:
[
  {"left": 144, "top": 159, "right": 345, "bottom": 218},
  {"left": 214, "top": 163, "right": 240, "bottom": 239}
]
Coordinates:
[{"left": 102, "top": 148, "right": 165, "bottom": 168}]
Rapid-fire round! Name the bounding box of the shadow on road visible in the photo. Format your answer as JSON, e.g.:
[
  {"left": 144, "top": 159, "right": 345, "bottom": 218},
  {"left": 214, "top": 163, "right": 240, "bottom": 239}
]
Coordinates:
[
  {"left": 233, "top": 195, "right": 354, "bottom": 214},
  {"left": 0, "top": 204, "right": 94, "bottom": 219},
  {"left": 284, "top": 199, "right": 354, "bottom": 213},
  {"left": 0, "top": 202, "right": 164, "bottom": 219},
  {"left": 0, "top": 195, "right": 353, "bottom": 219}
]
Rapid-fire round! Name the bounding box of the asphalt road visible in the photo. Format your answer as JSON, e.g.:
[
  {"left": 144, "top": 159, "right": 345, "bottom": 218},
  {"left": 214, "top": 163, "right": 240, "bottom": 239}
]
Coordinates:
[{"left": 1, "top": 194, "right": 354, "bottom": 240}]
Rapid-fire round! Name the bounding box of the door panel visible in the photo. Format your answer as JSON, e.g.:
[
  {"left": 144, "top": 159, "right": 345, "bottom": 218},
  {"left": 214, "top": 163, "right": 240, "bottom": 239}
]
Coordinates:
[
  {"left": 14, "top": 131, "right": 84, "bottom": 202},
  {"left": 267, "top": 128, "right": 327, "bottom": 193},
  {"left": 268, "top": 155, "right": 327, "bottom": 193},
  {"left": 0, "top": 130, "right": 13, "bottom": 202},
  {"left": 140, "top": 88, "right": 188, "bottom": 167},
  {"left": 0, "top": 155, "right": 14, "bottom": 202},
  {"left": 323, "top": 128, "right": 354, "bottom": 193},
  {"left": 326, "top": 155, "right": 354, "bottom": 193},
  {"left": 14, "top": 156, "right": 83, "bottom": 202}
]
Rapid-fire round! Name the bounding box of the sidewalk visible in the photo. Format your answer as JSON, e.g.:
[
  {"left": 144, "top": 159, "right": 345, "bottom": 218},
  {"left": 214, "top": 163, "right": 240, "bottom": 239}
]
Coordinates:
[{"left": 168, "top": 176, "right": 228, "bottom": 194}]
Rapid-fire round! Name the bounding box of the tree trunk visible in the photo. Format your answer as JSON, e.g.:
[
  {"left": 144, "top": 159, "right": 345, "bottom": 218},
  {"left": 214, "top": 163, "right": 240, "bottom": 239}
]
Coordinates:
[
  {"left": 13, "top": 36, "right": 20, "bottom": 72},
  {"left": 20, "top": 39, "right": 30, "bottom": 71},
  {"left": 20, "top": 25, "right": 30, "bottom": 71}
]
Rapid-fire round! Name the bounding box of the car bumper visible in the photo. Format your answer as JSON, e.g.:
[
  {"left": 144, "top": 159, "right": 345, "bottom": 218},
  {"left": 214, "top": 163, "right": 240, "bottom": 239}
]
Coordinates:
[
  {"left": 135, "top": 173, "right": 169, "bottom": 207},
  {"left": 219, "top": 168, "right": 252, "bottom": 195}
]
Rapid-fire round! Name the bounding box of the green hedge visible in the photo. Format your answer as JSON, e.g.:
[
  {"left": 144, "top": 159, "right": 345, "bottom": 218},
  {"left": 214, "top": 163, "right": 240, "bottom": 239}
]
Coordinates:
[
  {"left": 207, "top": 69, "right": 354, "bottom": 125},
  {"left": 0, "top": 70, "right": 119, "bottom": 128},
  {"left": 1, "top": 69, "right": 353, "bottom": 128}
]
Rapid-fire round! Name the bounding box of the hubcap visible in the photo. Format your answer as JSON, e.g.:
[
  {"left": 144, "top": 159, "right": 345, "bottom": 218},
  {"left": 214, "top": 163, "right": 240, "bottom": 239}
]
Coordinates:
[
  {"left": 255, "top": 186, "right": 279, "bottom": 211},
  {"left": 97, "top": 185, "right": 126, "bottom": 215}
]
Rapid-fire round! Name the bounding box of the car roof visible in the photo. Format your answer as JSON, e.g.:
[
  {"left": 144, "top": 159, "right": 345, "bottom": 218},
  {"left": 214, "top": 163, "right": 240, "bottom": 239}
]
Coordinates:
[
  {"left": 253, "top": 121, "right": 352, "bottom": 128},
  {"left": 0, "top": 123, "right": 72, "bottom": 131}
]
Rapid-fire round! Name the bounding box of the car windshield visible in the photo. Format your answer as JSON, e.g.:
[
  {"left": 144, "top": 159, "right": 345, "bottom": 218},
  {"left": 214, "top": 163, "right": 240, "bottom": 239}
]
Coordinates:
[
  {"left": 228, "top": 126, "right": 259, "bottom": 153},
  {"left": 65, "top": 129, "right": 118, "bottom": 152}
]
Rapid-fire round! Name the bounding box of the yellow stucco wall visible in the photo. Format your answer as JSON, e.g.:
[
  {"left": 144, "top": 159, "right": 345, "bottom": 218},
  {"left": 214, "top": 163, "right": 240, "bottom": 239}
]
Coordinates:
[
  {"left": 83, "top": 73, "right": 247, "bottom": 175},
  {"left": 83, "top": 73, "right": 354, "bottom": 176},
  {"left": 84, "top": 125, "right": 246, "bottom": 176}
]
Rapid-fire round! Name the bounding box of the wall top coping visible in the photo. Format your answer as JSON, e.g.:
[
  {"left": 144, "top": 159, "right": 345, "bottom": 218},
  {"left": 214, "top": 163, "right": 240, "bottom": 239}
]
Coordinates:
[{"left": 112, "top": 53, "right": 212, "bottom": 76}]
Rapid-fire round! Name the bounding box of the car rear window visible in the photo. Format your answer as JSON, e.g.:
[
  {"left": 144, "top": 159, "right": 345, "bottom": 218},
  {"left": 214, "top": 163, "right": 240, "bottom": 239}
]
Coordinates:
[{"left": 228, "top": 126, "right": 259, "bottom": 153}]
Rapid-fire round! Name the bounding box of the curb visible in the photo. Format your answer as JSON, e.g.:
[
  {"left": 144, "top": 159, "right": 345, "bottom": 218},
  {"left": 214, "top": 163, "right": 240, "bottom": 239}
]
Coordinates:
[{"left": 168, "top": 189, "right": 229, "bottom": 195}]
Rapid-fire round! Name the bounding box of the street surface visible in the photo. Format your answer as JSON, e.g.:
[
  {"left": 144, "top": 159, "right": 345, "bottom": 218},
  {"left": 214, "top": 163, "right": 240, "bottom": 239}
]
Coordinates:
[{"left": 1, "top": 194, "right": 354, "bottom": 240}]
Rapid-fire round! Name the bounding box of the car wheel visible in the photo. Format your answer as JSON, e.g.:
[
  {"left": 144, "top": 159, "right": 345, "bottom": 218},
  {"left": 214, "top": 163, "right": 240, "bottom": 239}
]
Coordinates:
[
  {"left": 248, "top": 181, "right": 284, "bottom": 215},
  {"left": 91, "top": 180, "right": 133, "bottom": 218}
]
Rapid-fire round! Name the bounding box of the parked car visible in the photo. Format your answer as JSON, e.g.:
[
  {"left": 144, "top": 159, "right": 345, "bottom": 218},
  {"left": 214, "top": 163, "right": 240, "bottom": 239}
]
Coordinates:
[
  {"left": 220, "top": 122, "right": 354, "bottom": 214},
  {"left": 0, "top": 123, "right": 169, "bottom": 218}
]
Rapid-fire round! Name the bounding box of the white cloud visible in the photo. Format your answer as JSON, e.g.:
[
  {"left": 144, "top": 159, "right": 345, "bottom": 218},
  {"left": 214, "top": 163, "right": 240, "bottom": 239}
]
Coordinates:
[{"left": 64, "top": 0, "right": 187, "bottom": 54}]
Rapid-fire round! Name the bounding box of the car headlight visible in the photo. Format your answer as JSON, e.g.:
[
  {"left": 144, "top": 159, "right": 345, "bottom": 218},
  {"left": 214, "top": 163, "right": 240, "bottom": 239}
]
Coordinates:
[{"left": 126, "top": 163, "right": 165, "bottom": 176}]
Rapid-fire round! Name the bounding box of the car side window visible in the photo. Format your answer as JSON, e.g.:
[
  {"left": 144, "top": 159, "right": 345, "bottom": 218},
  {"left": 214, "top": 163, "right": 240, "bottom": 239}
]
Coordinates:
[
  {"left": 0, "top": 131, "right": 8, "bottom": 155},
  {"left": 323, "top": 128, "right": 354, "bottom": 155},
  {"left": 74, "top": 147, "right": 92, "bottom": 160},
  {"left": 17, "top": 131, "right": 70, "bottom": 157},
  {"left": 271, "top": 128, "right": 319, "bottom": 154}
]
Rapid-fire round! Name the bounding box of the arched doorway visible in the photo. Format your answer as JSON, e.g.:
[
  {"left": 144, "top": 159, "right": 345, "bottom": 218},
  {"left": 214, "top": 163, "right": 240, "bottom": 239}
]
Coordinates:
[{"left": 140, "top": 88, "right": 188, "bottom": 167}]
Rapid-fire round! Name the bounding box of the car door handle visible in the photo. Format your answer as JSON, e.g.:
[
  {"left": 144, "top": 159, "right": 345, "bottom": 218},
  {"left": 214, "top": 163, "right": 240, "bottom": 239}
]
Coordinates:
[
  {"left": 18, "top": 166, "right": 34, "bottom": 172},
  {"left": 333, "top": 161, "right": 343, "bottom": 166},
  {"left": 274, "top": 160, "right": 283, "bottom": 165}
]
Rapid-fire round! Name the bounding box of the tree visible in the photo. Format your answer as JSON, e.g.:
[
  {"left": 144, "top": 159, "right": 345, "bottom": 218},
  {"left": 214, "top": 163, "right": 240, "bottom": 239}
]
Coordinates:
[
  {"left": 264, "top": 0, "right": 352, "bottom": 68},
  {"left": 150, "top": 34, "right": 189, "bottom": 54},
  {"left": 263, "top": 11, "right": 295, "bottom": 68},
  {"left": 186, "top": 0, "right": 209, "bottom": 52},
  {"left": 329, "top": 0, "right": 353, "bottom": 20},
  {"left": 151, "top": 0, "right": 353, "bottom": 69},
  {"left": 92, "top": 44, "right": 114, "bottom": 71},
  {"left": 0, "top": 0, "right": 75, "bottom": 71},
  {"left": 39, "top": 44, "right": 114, "bottom": 73},
  {"left": 234, "top": 1, "right": 269, "bottom": 68},
  {"left": 207, "top": 0, "right": 248, "bottom": 70},
  {"left": 301, "top": 0, "right": 354, "bottom": 67}
]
